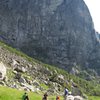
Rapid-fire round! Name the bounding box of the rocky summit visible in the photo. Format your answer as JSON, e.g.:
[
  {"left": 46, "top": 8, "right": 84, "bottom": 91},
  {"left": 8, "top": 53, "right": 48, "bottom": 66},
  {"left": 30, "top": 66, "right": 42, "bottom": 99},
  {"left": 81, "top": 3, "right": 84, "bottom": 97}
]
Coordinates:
[{"left": 0, "top": 0, "right": 100, "bottom": 76}]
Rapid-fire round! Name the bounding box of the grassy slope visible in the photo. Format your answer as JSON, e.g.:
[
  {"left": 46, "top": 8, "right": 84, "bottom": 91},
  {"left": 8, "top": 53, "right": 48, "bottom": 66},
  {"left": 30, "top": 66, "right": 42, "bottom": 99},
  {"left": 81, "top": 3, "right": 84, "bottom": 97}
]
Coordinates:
[
  {"left": 0, "top": 41, "right": 100, "bottom": 98},
  {"left": 0, "top": 86, "right": 42, "bottom": 100}
]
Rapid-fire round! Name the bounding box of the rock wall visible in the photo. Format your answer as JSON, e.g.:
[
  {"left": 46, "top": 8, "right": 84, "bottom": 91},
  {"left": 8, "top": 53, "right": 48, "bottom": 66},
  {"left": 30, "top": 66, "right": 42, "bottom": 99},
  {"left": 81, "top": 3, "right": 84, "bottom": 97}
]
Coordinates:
[{"left": 0, "top": 0, "right": 100, "bottom": 74}]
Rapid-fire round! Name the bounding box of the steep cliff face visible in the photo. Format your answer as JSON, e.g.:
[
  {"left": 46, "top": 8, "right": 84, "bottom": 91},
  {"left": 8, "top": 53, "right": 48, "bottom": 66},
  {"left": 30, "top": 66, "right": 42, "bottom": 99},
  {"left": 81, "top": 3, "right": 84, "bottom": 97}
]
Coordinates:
[{"left": 0, "top": 0, "right": 99, "bottom": 74}]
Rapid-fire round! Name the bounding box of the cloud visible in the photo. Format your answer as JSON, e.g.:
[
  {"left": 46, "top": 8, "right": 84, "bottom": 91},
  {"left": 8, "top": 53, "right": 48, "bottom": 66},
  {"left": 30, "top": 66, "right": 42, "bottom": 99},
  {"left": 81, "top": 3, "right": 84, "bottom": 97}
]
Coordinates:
[{"left": 84, "top": 0, "right": 100, "bottom": 32}]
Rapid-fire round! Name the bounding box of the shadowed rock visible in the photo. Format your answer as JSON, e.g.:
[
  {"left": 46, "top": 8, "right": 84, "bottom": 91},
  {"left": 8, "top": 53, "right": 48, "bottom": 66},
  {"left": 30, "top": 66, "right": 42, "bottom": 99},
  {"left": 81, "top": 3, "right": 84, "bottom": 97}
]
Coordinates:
[{"left": 0, "top": 0, "right": 100, "bottom": 76}]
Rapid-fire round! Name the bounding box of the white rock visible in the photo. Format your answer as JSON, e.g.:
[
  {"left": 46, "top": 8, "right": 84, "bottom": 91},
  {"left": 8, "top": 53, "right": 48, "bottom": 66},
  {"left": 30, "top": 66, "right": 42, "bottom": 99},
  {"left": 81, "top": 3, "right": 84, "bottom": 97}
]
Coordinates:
[
  {"left": 0, "top": 62, "right": 7, "bottom": 80},
  {"left": 67, "top": 95, "right": 74, "bottom": 100},
  {"left": 74, "top": 96, "right": 83, "bottom": 100},
  {"left": 12, "top": 59, "right": 19, "bottom": 66}
]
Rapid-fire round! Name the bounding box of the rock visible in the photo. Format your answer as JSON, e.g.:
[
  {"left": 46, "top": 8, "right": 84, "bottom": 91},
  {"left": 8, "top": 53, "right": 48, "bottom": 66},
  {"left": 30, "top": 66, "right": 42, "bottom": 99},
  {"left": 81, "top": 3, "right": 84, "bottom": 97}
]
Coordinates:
[
  {"left": 27, "top": 63, "right": 33, "bottom": 68},
  {"left": 3, "top": 76, "right": 8, "bottom": 82},
  {"left": 40, "top": 68, "right": 53, "bottom": 76},
  {"left": 12, "top": 59, "right": 20, "bottom": 67},
  {"left": 0, "top": 0, "right": 99, "bottom": 77},
  {"left": 0, "top": 62, "right": 7, "bottom": 80},
  {"left": 58, "top": 74, "right": 64, "bottom": 81},
  {"left": 19, "top": 77, "right": 26, "bottom": 83},
  {"left": 14, "top": 66, "right": 26, "bottom": 73},
  {"left": 47, "top": 88, "right": 57, "bottom": 95},
  {"left": 13, "top": 70, "right": 17, "bottom": 74},
  {"left": 70, "top": 67, "right": 79, "bottom": 75},
  {"left": 26, "top": 80, "right": 33, "bottom": 85},
  {"left": 10, "top": 83, "right": 19, "bottom": 89},
  {"left": 15, "top": 73, "right": 21, "bottom": 79},
  {"left": 33, "top": 80, "right": 40, "bottom": 86},
  {"left": 21, "top": 67, "right": 26, "bottom": 72},
  {"left": 0, "top": 81, "right": 6, "bottom": 86},
  {"left": 20, "top": 83, "right": 40, "bottom": 92},
  {"left": 67, "top": 95, "right": 74, "bottom": 100},
  {"left": 74, "top": 96, "right": 83, "bottom": 100}
]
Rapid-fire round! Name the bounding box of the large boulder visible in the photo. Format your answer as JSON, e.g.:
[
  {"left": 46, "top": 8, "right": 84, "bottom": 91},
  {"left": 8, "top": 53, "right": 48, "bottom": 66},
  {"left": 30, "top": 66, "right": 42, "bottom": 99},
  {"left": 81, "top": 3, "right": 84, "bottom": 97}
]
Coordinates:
[
  {"left": 74, "top": 96, "right": 83, "bottom": 100},
  {"left": 0, "top": 62, "right": 7, "bottom": 80}
]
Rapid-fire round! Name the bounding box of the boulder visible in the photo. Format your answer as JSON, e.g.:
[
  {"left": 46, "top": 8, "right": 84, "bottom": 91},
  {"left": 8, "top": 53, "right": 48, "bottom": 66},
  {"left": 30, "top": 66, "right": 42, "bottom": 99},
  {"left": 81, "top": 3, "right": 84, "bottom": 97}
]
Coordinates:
[
  {"left": 74, "top": 96, "right": 83, "bottom": 100},
  {"left": 0, "top": 62, "right": 7, "bottom": 80},
  {"left": 12, "top": 59, "right": 20, "bottom": 67},
  {"left": 19, "top": 77, "right": 26, "bottom": 83},
  {"left": 67, "top": 95, "right": 74, "bottom": 100},
  {"left": 0, "top": 81, "right": 6, "bottom": 86},
  {"left": 33, "top": 80, "right": 40, "bottom": 86},
  {"left": 14, "top": 66, "right": 26, "bottom": 73}
]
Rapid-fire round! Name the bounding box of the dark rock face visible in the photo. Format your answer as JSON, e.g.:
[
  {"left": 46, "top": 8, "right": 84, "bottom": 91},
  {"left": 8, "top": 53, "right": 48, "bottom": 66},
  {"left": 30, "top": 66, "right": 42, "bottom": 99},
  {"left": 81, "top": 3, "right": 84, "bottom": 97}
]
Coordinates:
[{"left": 0, "top": 0, "right": 100, "bottom": 74}]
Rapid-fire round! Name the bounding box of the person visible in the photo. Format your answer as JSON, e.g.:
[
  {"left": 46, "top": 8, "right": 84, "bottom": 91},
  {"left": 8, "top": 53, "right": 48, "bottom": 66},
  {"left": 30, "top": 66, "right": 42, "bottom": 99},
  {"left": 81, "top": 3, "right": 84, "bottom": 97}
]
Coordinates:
[
  {"left": 22, "top": 92, "right": 29, "bottom": 100},
  {"left": 56, "top": 96, "right": 60, "bottom": 100},
  {"left": 64, "top": 88, "right": 68, "bottom": 100},
  {"left": 42, "top": 92, "right": 48, "bottom": 100}
]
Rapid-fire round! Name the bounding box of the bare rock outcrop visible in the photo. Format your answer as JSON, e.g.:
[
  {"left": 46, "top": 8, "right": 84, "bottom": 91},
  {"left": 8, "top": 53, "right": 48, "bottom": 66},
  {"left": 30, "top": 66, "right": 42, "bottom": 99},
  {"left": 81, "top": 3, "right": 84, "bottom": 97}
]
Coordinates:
[
  {"left": 0, "top": 0, "right": 100, "bottom": 76},
  {"left": 0, "top": 62, "right": 7, "bottom": 80}
]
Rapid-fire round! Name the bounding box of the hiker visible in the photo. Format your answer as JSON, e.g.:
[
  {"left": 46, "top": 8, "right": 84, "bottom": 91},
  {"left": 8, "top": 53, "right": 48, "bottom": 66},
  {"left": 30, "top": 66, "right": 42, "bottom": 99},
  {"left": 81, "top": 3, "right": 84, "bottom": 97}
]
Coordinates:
[
  {"left": 56, "top": 96, "right": 60, "bottom": 100},
  {"left": 22, "top": 92, "right": 29, "bottom": 100},
  {"left": 64, "top": 88, "right": 68, "bottom": 100},
  {"left": 42, "top": 92, "right": 48, "bottom": 100}
]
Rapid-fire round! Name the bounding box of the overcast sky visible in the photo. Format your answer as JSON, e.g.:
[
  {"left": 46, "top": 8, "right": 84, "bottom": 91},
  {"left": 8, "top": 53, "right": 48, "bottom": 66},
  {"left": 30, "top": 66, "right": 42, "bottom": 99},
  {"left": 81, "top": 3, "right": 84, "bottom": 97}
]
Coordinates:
[{"left": 84, "top": 0, "right": 100, "bottom": 33}]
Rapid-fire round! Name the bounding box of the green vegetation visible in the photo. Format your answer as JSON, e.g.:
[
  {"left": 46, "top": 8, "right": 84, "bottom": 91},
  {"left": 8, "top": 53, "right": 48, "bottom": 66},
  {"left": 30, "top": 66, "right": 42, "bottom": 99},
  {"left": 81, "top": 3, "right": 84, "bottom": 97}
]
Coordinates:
[
  {"left": 0, "top": 41, "right": 37, "bottom": 64},
  {"left": 40, "top": 83, "right": 49, "bottom": 90},
  {"left": 0, "top": 86, "right": 42, "bottom": 100},
  {"left": 0, "top": 86, "right": 62, "bottom": 100},
  {"left": 88, "top": 96, "right": 100, "bottom": 100}
]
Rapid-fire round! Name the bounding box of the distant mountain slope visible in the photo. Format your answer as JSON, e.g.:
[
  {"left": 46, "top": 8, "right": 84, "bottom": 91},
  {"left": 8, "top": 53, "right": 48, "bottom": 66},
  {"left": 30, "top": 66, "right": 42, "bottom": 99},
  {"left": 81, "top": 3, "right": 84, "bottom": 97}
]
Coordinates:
[{"left": 0, "top": 0, "right": 100, "bottom": 76}]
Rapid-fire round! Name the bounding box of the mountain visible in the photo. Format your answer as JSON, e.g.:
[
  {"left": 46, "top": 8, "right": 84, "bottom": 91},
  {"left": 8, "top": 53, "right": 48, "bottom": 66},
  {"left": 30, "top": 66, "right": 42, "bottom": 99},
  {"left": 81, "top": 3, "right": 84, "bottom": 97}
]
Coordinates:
[{"left": 0, "top": 0, "right": 100, "bottom": 76}]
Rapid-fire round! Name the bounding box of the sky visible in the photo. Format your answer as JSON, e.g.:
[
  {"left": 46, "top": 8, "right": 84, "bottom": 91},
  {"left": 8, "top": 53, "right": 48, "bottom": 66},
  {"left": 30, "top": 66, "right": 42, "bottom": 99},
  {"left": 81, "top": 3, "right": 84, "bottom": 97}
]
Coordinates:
[{"left": 84, "top": 0, "right": 100, "bottom": 33}]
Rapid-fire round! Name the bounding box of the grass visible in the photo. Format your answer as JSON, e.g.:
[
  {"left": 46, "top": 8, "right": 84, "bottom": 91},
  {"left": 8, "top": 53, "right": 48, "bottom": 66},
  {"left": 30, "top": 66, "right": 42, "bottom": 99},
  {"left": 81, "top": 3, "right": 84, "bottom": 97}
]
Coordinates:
[
  {"left": 0, "top": 86, "right": 63, "bottom": 100},
  {"left": 0, "top": 86, "right": 100, "bottom": 100},
  {"left": 0, "top": 86, "right": 43, "bottom": 100},
  {"left": 88, "top": 96, "right": 100, "bottom": 100},
  {"left": 40, "top": 83, "right": 49, "bottom": 90},
  {"left": 0, "top": 86, "right": 23, "bottom": 100}
]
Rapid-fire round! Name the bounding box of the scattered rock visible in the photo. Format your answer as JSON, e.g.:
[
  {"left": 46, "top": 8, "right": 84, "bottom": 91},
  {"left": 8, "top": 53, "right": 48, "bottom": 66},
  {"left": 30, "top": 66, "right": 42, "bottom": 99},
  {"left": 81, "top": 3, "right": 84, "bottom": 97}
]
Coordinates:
[{"left": 19, "top": 77, "right": 26, "bottom": 83}]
